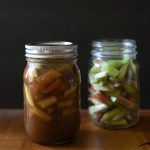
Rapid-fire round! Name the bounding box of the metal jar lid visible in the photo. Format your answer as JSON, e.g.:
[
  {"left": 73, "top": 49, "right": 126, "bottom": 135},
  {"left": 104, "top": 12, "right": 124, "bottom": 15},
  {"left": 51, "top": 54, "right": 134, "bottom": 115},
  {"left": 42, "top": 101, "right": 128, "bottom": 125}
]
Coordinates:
[{"left": 25, "top": 41, "right": 78, "bottom": 59}]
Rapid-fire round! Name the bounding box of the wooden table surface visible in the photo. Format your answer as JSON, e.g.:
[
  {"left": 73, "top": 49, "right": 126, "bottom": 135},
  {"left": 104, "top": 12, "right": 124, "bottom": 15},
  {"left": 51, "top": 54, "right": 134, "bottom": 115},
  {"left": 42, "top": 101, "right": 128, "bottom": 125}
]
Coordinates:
[{"left": 0, "top": 109, "right": 150, "bottom": 150}]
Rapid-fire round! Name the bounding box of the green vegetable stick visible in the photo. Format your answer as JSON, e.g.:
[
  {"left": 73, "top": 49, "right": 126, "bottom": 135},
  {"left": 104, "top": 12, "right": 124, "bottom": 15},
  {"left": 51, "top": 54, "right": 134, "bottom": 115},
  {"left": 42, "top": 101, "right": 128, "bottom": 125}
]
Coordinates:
[
  {"left": 117, "top": 61, "right": 129, "bottom": 81},
  {"left": 93, "top": 84, "right": 111, "bottom": 91},
  {"left": 105, "top": 89, "right": 121, "bottom": 97},
  {"left": 101, "top": 108, "right": 122, "bottom": 122},
  {"left": 24, "top": 84, "right": 34, "bottom": 107},
  {"left": 130, "top": 60, "right": 136, "bottom": 74},
  {"left": 37, "top": 96, "right": 57, "bottom": 109},
  {"left": 95, "top": 71, "right": 107, "bottom": 79},
  {"left": 90, "top": 66, "right": 101, "bottom": 74},
  {"left": 106, "top": 60, "right": 123, "bottom": 68},
  {"left": 112, "top": 109, "right": 128, "bottom": 121},
  {"left": 123, "top": 83, "right": 136, "bottom": 98},
  {"left": 101, "top": 63, "right": 119, "bottom": 78},
  {"left": 89, "top": 104, "right": 108, "bottom": 115},
  {"left": 104, "top": 119, "right": 128, "bottom": 126},
  {"left": 31, "top": 107, "right": 52, "bottom": 121}
]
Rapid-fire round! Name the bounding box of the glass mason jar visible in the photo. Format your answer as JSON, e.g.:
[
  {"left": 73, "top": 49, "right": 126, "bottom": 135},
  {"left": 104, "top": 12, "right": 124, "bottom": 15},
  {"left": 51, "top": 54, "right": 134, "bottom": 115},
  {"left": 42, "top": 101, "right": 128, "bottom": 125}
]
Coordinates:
[
  {"left": 88, "top": 39, "right": 139, "bottom": 129},
  {"left": 23, "top": 42, "right": 81, "bottom": 145}
]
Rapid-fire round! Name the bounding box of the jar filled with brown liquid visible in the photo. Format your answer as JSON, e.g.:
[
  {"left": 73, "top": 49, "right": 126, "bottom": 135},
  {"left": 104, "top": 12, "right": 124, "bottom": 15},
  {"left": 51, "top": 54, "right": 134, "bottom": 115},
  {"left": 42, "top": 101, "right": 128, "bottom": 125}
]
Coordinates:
[{"left": 23, "top": 42, "right": 81, "bottom": 145}]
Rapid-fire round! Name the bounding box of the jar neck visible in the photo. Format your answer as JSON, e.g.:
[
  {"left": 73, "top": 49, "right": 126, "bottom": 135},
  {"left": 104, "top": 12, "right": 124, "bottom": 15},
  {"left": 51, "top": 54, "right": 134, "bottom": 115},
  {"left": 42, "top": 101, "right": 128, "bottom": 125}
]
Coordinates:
[
  {"left": 26, "top": 57, "right": 77, "bottom": 64},
  {"left": 91, "top": 39, "right": 137, "bottom": 60}
]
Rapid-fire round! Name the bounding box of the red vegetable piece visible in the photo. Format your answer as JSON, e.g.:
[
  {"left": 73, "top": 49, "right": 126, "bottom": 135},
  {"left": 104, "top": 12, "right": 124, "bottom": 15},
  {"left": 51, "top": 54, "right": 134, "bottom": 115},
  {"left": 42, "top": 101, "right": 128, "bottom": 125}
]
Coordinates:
[
  {"left": 117, "top": 96, "right": 136, "bottom": 109},
  {"left": 30, "top": 81, "right": 43, "bottom": 99},
  {"left": 88, "top": 97, "right": 101, "bottom": 105},
  {"left": 42, "top": 79, "right": 61, "bottom": 94},
  {"left": 88, "top": 86, "right": 96, "bottom": 93},
  {"left": 94, "top": 92, "right": 109, "bottom": 104}
]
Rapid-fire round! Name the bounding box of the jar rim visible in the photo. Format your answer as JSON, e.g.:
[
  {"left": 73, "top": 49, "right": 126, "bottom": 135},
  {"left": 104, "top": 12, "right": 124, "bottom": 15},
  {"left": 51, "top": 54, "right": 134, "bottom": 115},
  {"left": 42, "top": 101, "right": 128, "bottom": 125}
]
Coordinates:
[
  {"left": 25, "top": 41, "right": 78, "bottom": 59},
  {"left": 92, "top": 39, "right": 137, "bottom": 49}
]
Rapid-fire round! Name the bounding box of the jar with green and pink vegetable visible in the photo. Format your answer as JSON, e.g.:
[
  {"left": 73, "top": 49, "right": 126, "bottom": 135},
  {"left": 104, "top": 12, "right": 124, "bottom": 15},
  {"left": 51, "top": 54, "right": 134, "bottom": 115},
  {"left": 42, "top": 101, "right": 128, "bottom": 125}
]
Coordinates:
[{"left": 88, "top": 39, "right": 140, "bottom": 129}]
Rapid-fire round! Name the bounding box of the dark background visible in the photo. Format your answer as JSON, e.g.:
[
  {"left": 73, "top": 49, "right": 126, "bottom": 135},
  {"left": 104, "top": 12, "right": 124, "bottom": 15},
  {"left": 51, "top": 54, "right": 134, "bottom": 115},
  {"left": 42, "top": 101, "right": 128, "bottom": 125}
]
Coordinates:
[{"left": 0, "top": 0, "right": 150, "bottom": 108}]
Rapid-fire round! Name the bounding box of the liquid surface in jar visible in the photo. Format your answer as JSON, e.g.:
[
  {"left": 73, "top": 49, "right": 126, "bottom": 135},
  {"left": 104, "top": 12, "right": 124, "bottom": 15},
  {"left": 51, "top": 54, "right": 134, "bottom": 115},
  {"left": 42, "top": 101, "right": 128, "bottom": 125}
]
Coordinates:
[
  {"left": 88, "top": 59, "right": 139, "bottom": 129},
  {"left": 24, "top": 62, "right": 81, "bottom": 144}
]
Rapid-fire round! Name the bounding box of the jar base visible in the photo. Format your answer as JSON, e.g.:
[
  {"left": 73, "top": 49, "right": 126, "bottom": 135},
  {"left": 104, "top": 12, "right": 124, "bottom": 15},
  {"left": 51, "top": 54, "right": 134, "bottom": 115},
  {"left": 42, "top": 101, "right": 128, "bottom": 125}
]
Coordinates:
[
  {"left": 29, "top": 137, "right": 74, "bottom": 146},
  {"left": 93, "top": 119, "right": 139, "bottom": 130}
]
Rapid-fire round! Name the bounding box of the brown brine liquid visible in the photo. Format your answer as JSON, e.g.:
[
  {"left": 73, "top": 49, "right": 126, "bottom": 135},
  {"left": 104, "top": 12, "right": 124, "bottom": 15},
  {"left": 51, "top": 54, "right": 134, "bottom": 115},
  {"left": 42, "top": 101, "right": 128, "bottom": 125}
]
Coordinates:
[{"left": 23, "top": 61, "right": 81, "bottom": 145}]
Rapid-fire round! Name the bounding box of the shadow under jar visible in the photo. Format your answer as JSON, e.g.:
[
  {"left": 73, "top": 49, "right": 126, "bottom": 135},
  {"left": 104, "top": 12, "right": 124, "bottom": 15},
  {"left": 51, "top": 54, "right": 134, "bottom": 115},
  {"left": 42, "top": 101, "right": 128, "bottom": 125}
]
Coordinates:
[
  {"left": 23, "top": 42, "right": 81, "bottom": 145},
  {"left": 88, "top": 39, "right": 140, "bottom": 129}
]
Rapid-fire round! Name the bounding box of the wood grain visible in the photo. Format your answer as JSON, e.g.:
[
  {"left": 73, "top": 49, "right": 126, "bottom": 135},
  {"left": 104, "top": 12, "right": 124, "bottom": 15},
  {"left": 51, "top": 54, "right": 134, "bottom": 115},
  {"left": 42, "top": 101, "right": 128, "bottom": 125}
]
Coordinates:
[{"left": 0, "top": 109, "right": 150, "bottom": 150}]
